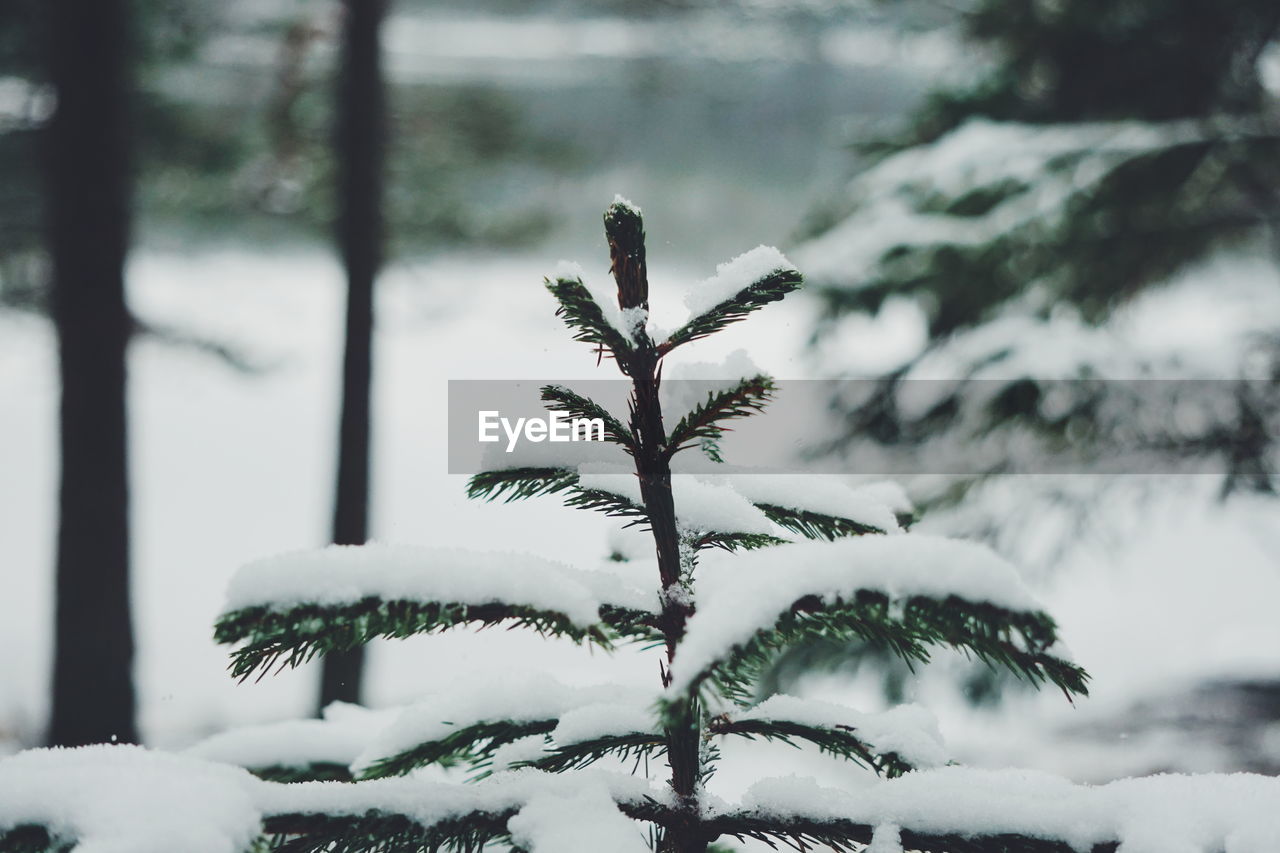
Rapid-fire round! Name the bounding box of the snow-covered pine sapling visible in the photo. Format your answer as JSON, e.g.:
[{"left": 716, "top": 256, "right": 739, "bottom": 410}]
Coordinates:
[{"left": 205, "top": 199, "right": 1088, "bottom": 853}]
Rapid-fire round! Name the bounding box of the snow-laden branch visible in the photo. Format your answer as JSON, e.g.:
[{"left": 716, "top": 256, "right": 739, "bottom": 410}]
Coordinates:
[
  {"left": 186, "top": 702, "right": 398, "bottom": 782},
  {"left": 709, "top": 695, "right": 947, "bottom": 777},
  {"left": 662, "top": 246, "right": 803, "bottom": 351},
  {"left": 354, "top": 675, "right": 656, "bottom": 780},
  {"left": 712, "top": 768, "right": 1280, "bottom": 853},
  {"left": 0, "top": 746, "right": 265, "bottom": 853},
  {"left": 669, "top": 535, "right": 1086, "bottom": 699},
  {"left": 215, "top": 545, "right": 658, "bottom": 679}
]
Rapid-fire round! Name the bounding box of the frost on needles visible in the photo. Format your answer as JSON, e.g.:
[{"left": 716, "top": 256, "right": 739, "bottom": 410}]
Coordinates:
[{"left": 5, "top": 200, "right": 1271, "bottom": 852}]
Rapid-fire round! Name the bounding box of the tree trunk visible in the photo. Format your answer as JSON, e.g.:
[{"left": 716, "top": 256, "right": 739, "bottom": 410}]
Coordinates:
[
  {"left": 318, "top": 0, "right": 388, "bottom": 712},
  {"left": 45, "top": 0, "right": 138, "bottom": 747}
]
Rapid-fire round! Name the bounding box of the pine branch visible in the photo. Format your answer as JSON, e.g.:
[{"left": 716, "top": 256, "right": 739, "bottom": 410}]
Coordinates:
[
  {"left": 513, "top": 732, "right": 667, "bottom": 774},
  {"left": 252, "top": 762, "right": 355, "bottom": 783},
  {"left": 0, "top": 826, "right": 72, "bottom": 853},
  {"left": 263, "top": 809, "right": 515, "bottom": 853},
  {"left": 466, "top": 467, "right": 578, "bottom": 502},
  {"left": 216, "top": 599, "right": 613, "bottom": 681},
  {"left": 540, "top": 385, "right": 635, "bottom": 450},
  {"left": 360, "top": 719, "right": 559, "bottom": 779},
  {"left": 706, "top": 716, "right": 913, "bottom": 778},
  {"left": 688, "top": 591, "right": 1089, "bottom": 705},
  {"left": 263, "top": 797, "right": 681, "bottom": 853},
  {"left": 754, "top": 503, "right": 887, "bottom": 539},
  {"left": 563, "top": 487, "right": 650, "bottom": 522},
  {"left": 545, "top": 276, "right": 635, "bottom": 366},
  {"left": 688, "top": 531, "right": 791, "bottom": 553},
  {"left": 665, "top": 376, "right": 776, "bottom": 461},
  {"left": 600, "top": 604, "right": 664, "bottom": 643},
  {"left": 705, "top": 812, "right": 1120, "bottom": 853},
  {"left": 661, "top": 268, "right": 803, "bottom": 353}
]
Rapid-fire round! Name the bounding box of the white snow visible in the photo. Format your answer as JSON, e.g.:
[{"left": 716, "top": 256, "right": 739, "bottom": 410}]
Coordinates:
[
  {"left": 795, "top": 118, "right": 1271, "bottom": 288},
  {"left": 551, "top": 702, "right": 657, "bottom": 746},
  {"left": 670, "top": 535, "right": 1045, "bottom": 692},
  {"left": 577, "top": 465, "right": 779, "bottom": 537},
  {"left": 732, "top": 768, "right": 1280, "bottom": 853},
  {"left": 0, "top": 745, "right": 264, "bottom": 853},
  {"left": 353, "top": 674, "right": 652, "bottom": 775},
  {"left": 701, "top": 475, "right": 905, "bottom": 533},
  {"left": 552, "top": 260, "right": 634, "bottom": 345},
  {"left": 257, "top": 766, "right": 661, "bottom": 833},
  {"left": 187, "top": 702, "right": 398, "bottom": 771},
  {"left": 222, "top": 543, "right": 618, "bottom": 628},
  {"left": 509, "top": 785, "right": 652, "bottom": 853},
  {"left": 683, "top": 245, "right": 797, "bottom": 320},
  {"left": 732, "top": 696, "right": 948, "bottom": 769}
]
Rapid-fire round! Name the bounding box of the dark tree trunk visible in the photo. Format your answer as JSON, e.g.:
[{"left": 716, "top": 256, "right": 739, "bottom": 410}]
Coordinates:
[
  {"left": 318, "top": 0, "right": 388, "bottom": 711},
  {"left": 45, "top": 0, "right": 138, "bottom": 747}
]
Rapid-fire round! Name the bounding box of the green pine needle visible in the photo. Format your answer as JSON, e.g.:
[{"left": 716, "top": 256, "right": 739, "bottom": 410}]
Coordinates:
[
  {"left": 661, "top": 268, "right": 803, "bottom": 353},
  {"left": 754, "top": 503, "right": 887, "bottom": 539},
  {"left": 665, "top": 375, "right": 776, "bottom": 461},
  {"left": 215, "top": 599, "right": 614, "bottom": 682},
  {"left": 545, "top": 276, "right": 634, "bottom": 367},
  {"left": 466, "top": 467, "right": 578, "bottom": 502},
  {"left": 539, "top": 385, "right": 635, "bottom": 449}
]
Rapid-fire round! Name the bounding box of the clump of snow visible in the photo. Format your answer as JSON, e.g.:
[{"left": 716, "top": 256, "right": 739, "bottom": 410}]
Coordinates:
[
  {"left": 703, "top": 475, "right": 904, "bottom": 534},
  {"left": 795, "top": 118, "right": 1254, "bottom": 288},
  {"left": 509, "top": 785, "right": 651, "bottom": 853},
  {"left": 670, "top": 535, "right": 1045, "bottom": 691},
  {"left": 734, "top": 696, "right": 947, "bottom": 769},
  {"left": 611, "top": 194, "right": 641, "bottom": 215},
  {"left": 258, "top": 766, "right": 660, "bottom": 834},
  {"left": 223, "top": 544, "right": 622, "bottom": 628},
  {"left": 354, "top": 674, "right": 652, "bottom": 776},
  {"left": 731, "top": 768, "right": 1280, "bottom": 853},
  {"left": 489, "top": 735, "right": 550, "bottom": 772},
  {"left": 551, "top": 703, "right": 657, "bottom": 747},
  {"left": 553, "top": 260, "right": 634, "bottom": 344},
  {"left": 684, "top": 246, "right": 796, "bottom": 319},
  {"left": 0, "top": 745, "right": 263, "bottom": 853},
  {"left": 187, "top": 702, "right": 399, "bottom": 772},
  {"left": 577, "top": 465, "right": 779, "bottom": 537},
  {"left": 867, "top": 823, "right": 903, "bottom": 853},
  {"left": 621, "top": 306, "right": 649, "bottom": 340}
]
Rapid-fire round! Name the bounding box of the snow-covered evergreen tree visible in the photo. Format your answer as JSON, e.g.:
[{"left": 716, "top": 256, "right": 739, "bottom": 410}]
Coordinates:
[
  {"left": 798, "top": 0, "right": 1280, "bottom": 503},
  {"left": 14, "top": 200, "right": 1280, "bottom": 853},
  {"left": 198, "top": 199, "right": 1089, "bottom": 852}
]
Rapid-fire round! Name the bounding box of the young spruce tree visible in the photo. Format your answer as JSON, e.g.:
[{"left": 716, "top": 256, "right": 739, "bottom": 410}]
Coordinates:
[{"left": 208, "top": 200, "right": 1088, "bottom": 852}]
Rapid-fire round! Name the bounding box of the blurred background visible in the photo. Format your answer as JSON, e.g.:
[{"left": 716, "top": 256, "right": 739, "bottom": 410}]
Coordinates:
[{"left": 2, "top": 0, "right": 1279, "bottom": 797}]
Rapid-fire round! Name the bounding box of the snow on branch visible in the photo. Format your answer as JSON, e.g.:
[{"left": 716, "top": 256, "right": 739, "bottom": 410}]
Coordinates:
[
  {"left": 355, "top": 675, "right": 655, "bottom": 780},
  {"left": 215, "top": 545, "right": 657, "bottom": 680},
  {"left": 545, "top": 270, "right": 636, "bottom": 367},
  {"left": 0, "top": 746, "right": 264, "bottom": 853},
  {"left": 663, "top": 246, "right": 803, "bottom": 351},
  {"left": 467, "top": 466, "right": 580, "bottom": 503},
  {"left": 540, "top": 384, "right": 635, "bottom": 450},
  {"left": 708, "top": 696, "right": 947, "bottom": 778},
  {"left": 578, "top": 466, "right": 780, "bottom": 543},
  {"left": 187, "top": 702, "right": 398, "bottom": 783},
  {"left": 669, "top": 535, "right": 1087, "bottom": 699},
  {"left": 259, "top": 768, "right": 669, "bottom": 853},
  {"left": 665, "top": 374, "right": 775, "bottom": 463},
  {"left": 711, "top": 768, "right": 1280, "bottom": 853},
  {"left": 711, "top": 476, "right": 909, "bottom": 536}
]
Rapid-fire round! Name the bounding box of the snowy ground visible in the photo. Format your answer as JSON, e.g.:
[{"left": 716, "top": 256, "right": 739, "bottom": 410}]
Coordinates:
[{"left": 2, "top": 245, "right": 1279, "bottom": 789}]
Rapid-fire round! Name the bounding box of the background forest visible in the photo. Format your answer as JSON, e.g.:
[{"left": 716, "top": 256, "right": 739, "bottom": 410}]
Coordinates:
[{"left": 1, "top": 0, "right": 1279, "bottom": 805}]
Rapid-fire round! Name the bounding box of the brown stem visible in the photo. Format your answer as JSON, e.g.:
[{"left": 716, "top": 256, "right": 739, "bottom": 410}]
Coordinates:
[{"left": 612, "top": 212, "right": 707, "bottom": 853}]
